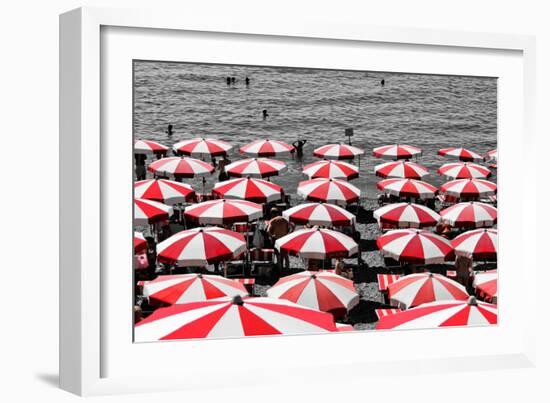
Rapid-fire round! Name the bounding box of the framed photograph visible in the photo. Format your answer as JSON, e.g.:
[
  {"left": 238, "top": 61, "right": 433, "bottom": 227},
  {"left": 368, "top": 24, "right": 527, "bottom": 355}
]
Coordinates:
[{"left": 60, "top": 7, "right": 537, "bottom": 396}]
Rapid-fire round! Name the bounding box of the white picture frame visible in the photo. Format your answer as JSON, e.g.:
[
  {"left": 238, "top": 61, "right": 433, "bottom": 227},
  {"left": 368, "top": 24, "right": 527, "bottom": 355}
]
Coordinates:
[{"left": 60, "top": 6, "right": 537, "bottom": 396}]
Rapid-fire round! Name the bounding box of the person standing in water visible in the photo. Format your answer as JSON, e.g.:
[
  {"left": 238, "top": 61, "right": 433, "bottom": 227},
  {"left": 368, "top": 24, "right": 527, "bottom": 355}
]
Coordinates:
[
  {"left": 165, "top": 124, "right": 174, "bottom": 136},
  {"left": 226, "top": 77, "right": 231, "bottom": 85},
  {"left": 292, "top": 139, "right": 307, "bottom": 158},
  {"left": 262, "top": 109, "right": 269, "bottom": 120},
  {"left": 217, "top": 154, "right": 231, "bottom": 181},
  {"left": 134, "top": 153, "right": 147, "bottom": 181},
  {"left": 381, "top": 78, "right": 385, "bottom": 86},
  {"left": 231, "top": 77, "right": 236, "bottom": 85},
  {"left": 245, "top": 77, "right": 250, "bottom": 86}
]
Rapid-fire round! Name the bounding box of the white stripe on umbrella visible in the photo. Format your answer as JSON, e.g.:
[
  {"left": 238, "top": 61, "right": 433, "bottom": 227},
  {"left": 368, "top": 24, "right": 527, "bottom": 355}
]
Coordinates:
[
  {"left": 275, "top": 227, "right": 358, "bottom": 259},
  {"left": 438, "top": 147, "right": 484, "bottom": 162},
  {"left": 302, "top": 160, "right": 359, "bottom": 180},
  {"left": 372, "top": 144, "right": 422, "bottom": 160},
  {"left": 297, "top": 178, "right": 361, "bottom": 206},
  {"left": 172, "top": 138, "right": 232, "bottom": 157},
  {"left": 184, "top": 199, "right": 263, "bottom": 225},
  {"left": 148, "top": 157, "right": 215, "bottom": 178},
  {"left": 134, "top": 231, "right": 147, "bottom": 253},
  {"left": 376, "top": 178, "right": 437, "bottom": 199},
  {"left": 134, "top": 140, "right": 169, "bottom": 155},
  {"left": 374, "top": 161, "right": 429, "bottom": 179},
  {"left": 376, "top": 229, "right": 454, "bottom": 264},
  {"left": 134, "top": 296, "right": 339, "bottom": 341},
  {"left": 134, "top": 179, "right": 196, "bottom": 204},
  {"left": 376, "top": 297, "right": 497, "bottom": 329},
  {"left": 134, "top": 198, "right": 174, "bottom": 226},
  {"left": 225, "top": 158, "right": 287, "bottom": 178},
  {"left": 212, "top": 177, "right": 283, "bottom": 203},
  {"left": 282, "top": 202, "right": 355, "bottom": 227},
  {"left": 473, "top": 270, "right": 497, "bottom": 300},
  {"left": 437, "top": 162, "right": 491, "bottom": 179},
  {"left": 440, "top": 202, "right": 497, "bottom": 228},
  {"left": 313, "top": 144, "right": 365, "bottom": 160},
  {"left": 373, "top": 203, "right": 440, "bottom": 228},
  {"left": 451, "top": 228, "right": 497, "bottom": 260},
  {"left": 440, "top": 179, "right": 497, "bottom": 199},
  {"left": 239, "top": 139, "right": 295, "bottom": 157}
]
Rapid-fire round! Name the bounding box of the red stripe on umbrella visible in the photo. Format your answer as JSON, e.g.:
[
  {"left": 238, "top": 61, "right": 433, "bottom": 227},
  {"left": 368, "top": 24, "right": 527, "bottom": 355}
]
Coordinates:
[{"left": 134, "top": 231, "right": 147, "bottom": 253}]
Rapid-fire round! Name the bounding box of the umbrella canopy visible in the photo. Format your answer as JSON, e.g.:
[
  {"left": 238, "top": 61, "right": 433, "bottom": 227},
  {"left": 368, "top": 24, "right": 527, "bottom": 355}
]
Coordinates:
[
  {"left": 134, "top": 198, "right": 174, "bottom": 226},
  {"left": 313, "top": 144, "right": 365, "bottom": 160},
  {"left": 134, "top": 231, "right": 147, "bottom": 253},
  {"left": 437, "top": 162, "right": 491, "bottom": 179},
  {"left": 172, "top": 138, "right": 232, "bottom": 157},
  {"left": 376, "top": 229, "right": 454, "bottom": 264},
  {"left": 240, "top": 139, "right": 295, "bottom": 157},
  {"left": 486, "top": 149, "right": 497, "bottom": 161},
  {"left": 451, "top": 228, "right": 497, "bottom": 260},
  {"left": 374, "top": 161, "right": 429, "bottom": 179},
  {"left": 372, "top": 144, "right": 422, "bottom": 160},
  {"left": 440, "top": 202, "right": 497, "bottom": 228},
  {"left": 148, "top": 157, "right": 215, "bottom": 178},
  {"left": 212, "top": 177, "right": 283, "bottom": 204},
  {"left": 142, "top": 273, "right": 248, "bottom": 305},
  {"left": 134, "top": 179, "right": 196, "bottom": 204},
  {"left": 438, "top": 147, "right": 484, "bottom": 162},
  {"left": 134, "top": 139, "right": 169, "bottom": 155},
  {"left": 440, "top": 178, "right": 497, "bottom": 199},
  {"left": 225, "top": 158, "right": 287, "bottom": 178},
  {"left": 275, "top": 227, "right": 358, "bottom": 259},
  {"left": 302, "top": 159, "right": 359, "bottom": 180},
  {"left": 184, "top": 199, "right": 263, "bottom": 225},
  {"left": 157, "top": 227, "right": 247, "bottom": 266},
  {"left": 387, "top": 272, "right": 469, "bottom": 309},
  {"left": 473, "top": 270, "right": 497, "bottom": 301},
  {"left": 134, "top": 296, "right": 339, "bottom": 341},
  {"left": 375, "top": 297, "right": 497, "bottom": 329},
  {"left": 297, "top": 178, "right": 361, "bottom": 206},
  {"left": 267, "top": 271, "right": 360, "bottom": 312},
  {"left": 335, "top": 323, "right": 355, "bottom": 331},
  {"left": 376, "top": 178, "right": 437, "bottom": 199},
  {"left": 373, "top": 202, "right": 441, "bottom": 229},
  {"left": 282, "top": 202, "right": 355, "bottom": 227}
]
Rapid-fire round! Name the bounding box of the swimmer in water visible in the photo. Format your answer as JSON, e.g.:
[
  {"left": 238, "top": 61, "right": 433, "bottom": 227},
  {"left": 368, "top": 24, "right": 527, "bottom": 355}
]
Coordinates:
[
  {"left": 226, "top": 77, "right": 231, "bottom": 85},
  {"left": 245, "top": 77, "right": 250, "bottom": 86},
  {"left": 231, "top": 77, "right": 236, "bottom": 84},
  {"left": 292, "top": 139, "right": 307, "bottom": 158},
  {"left": 262, "top": 109, "right": 269, "bottom": 120},
  {"left": 381, "top": 79, "right": 385, "bottom": 86},
  {"left": 166, "top": 124, "right": 174, "bottom": 136}
]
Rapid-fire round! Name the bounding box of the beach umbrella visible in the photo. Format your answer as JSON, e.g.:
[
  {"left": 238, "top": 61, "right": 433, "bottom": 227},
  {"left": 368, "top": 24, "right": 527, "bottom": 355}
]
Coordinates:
[
  {"left": 134, "top": 296, "right": 339, "bottom": 341},
  {"left": 297, "top": 178, "right": 361, "bottom": 206},
  {"left": 267, "top": 271, "right": 360, "bottom": 313},
  {"left": 134, "top": 179, "right": 196, "bottom": 204},
  {"left": 473, "top": 270, "right": 497, "bottom": 302},
  {"left": 184, "top": 199, "right": 263, "bottom": 225},
  {"left": 212, "top": 177, "right": 283, "bottom": 204},
  {"left": 437, "top": 162, "right": 491, "bottom": 179},
  {"left": 440, "top": 202, "right": 497, "bottom": 228},
  {"left": 225, "top": 158, "right": 287, "bottom": 178},
  {"left": 275, "top": 227, "right": 358, "bottom": 259},
  {"left": 374, "top": 161, "right": 429, "bottom": 179},
  {"left": 240, "top": 139, "right": 295, "bottom": 157},
  {"left": 387, "top": 272, "right": 469, "bottom": 309},
  {"left": 440, "top": 178, "right": 497, "bottom": 199},
  {"left": 134, "top": 198, "right": 174, "bottom": 226},
  {"left": 157, "top": 226, "right": 247, "bottom": 266},
  {"left": 134, "top": 231, "right": 147, "bottom": 253},
  {"left": 172, "top": 138, "right": 232, "bottom": 157},
  {"left": 376, "top": 178, "right": 437, "bottom": 199},
  {"left": 282, "top": 202, "right": 355, "bottom": 227},
  {"left": 313, "top": 144, "right": 365, "bottom": 160},
  {"left": 148, "top": 157, "right": 215, "bottom": 178},
  {"left": 451, "top": 228, "right": 497, "bottom": 260},
  {"left": 142, "top": 273, "right": 248, "bottom": 305},
  {"left": 134, "top": 139, "right": 169, "bottom": 155},
  {"left": 375, "top": 297, "right": 497, "bottom": 329},
  {"left": 372, "top": 144, "right": 422, "bottom": 160},
  {"left": 438, "top": 147, "right": 484, "bottom": 162},
  {"left": 486, "top": 149, "right": 497, "bottom": 161},
  {"left": 376, "top": 229, "right": 454, "bottom": 264},
  {"left": 373, "top": 202, "right": 440, "bottom": 229},
  {"left": 302, "top": 159, "right": 359, "bottom": 180}
]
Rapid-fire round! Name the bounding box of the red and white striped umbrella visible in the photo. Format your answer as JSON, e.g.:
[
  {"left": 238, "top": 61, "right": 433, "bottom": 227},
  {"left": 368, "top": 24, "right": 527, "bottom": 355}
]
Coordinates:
[
  {"left": 134, "top": 296, "right": 339, "bottom": 341},
  {"left": 451, "top": 228, "right": 497, "bottom": 260},
  {"left": 440, "top": 178, "right": 497, "bottom": 199},
  {"left": 438, "top": 147, "right": 484, "bottom": 162},
  {"left": 134, "top": 179, "right": 196, "bottom": 204},
  {"left": 297, "top": 178, "right": 361, "bottom": 206},
  {"left": 134, "top": 139, "right": 169, "bottom": 155},
  {"left": 437, "top": 162, "right": 491, "bottom": 179},
  {"left": 313, "top": 144, "right": 365, "bottom": 160},
  {"left": 302, "top": 159, "right": 359, "bottom": 180},
  {"left": 275, "top": 227, "right": 358, "bottom": 259},
  {"left": 376, "top": 178, "right": 437, "bottom": 199},
  {"left": 184, "top": 199, "right": 263, "bottom": 225},
  {"left": 376, "top": 229, "right": 454, "bottom": 264},
  {"left": 375, "top": 297, "right": 497, "bottom": 329},
  {"left": 240, "top": 139, "right": 295, "bottom": 157},
  {"left": 225, "top": 158, "right": 287, "bottom": 178},
  {"left": 372, "top": 144, "right": 422, "bottom": 160},
  {"left": 473, "top": 270, "right": 497, "bottom": 301},
  {"left": 282, "top": 202, "right": 355, "bottom": 227},
  {"left": 142, "top": 273, "right": 248, "bottom": 305},
  {"left": 134, "top": 231, "right": 147, "bottom": 253},
  {"left": 267, "top": 271, "right": 359, "bottom": 313},
  {"left": 134, "top": 198, "right": 174, "bottom": 226},
  {"left": 172, "top": 138, "right": 232, "bottom": 157},
  {"left": 387, "top": 272, "right": 469, "bottom": 309},
  {"left": 375, "top": 161, "right": 429, "bottom": 179},
  {"left": 212, "top": 177, "right": 283, "bottom": 204},
  {"left": 148, "top": 157, "right": 215, "bottom": 178},
  {"left": 373, "top": 203, "right": 440, "bottom": 229},
  {"left": 440, "top": 202, "right": 497, "bottom": 228},
  {"left": 486, "top": 149, "right": 497, "bottom": 161},
  {"left": 157, "top": 227, "right": 247, "bottom": 266}
]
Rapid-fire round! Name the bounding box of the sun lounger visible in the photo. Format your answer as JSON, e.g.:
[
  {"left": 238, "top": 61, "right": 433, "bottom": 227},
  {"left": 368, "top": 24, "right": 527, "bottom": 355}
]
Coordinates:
[
  {"left": 377, "top": 273, "right": 401, "bottom": 291},
  {"left": 375, "top": 308, "right": 402, "bottom": 321}
]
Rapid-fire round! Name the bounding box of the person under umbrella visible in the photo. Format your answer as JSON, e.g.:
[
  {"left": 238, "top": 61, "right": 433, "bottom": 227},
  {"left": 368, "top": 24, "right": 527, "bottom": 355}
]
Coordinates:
[{"left": 267, "top": 208, "right": 295, "bottom": 273}]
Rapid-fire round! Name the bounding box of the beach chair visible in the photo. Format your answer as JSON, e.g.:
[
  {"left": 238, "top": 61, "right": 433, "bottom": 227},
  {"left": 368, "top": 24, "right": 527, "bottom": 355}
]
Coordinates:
[
  {"left": 377, "top": 273, "right": 401, "bottom": 305},
  {"left": 375, "top": 308, "right": 402, "bottom": 321},
  {"left": 249, "top": 248, "right": 275, "bottom": 279},
  {"left": 224, "top": 250, "right": 247, "bottom": 278},
  {"left": 232, "top": 222, "right": 255, "bottom": 245}
]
